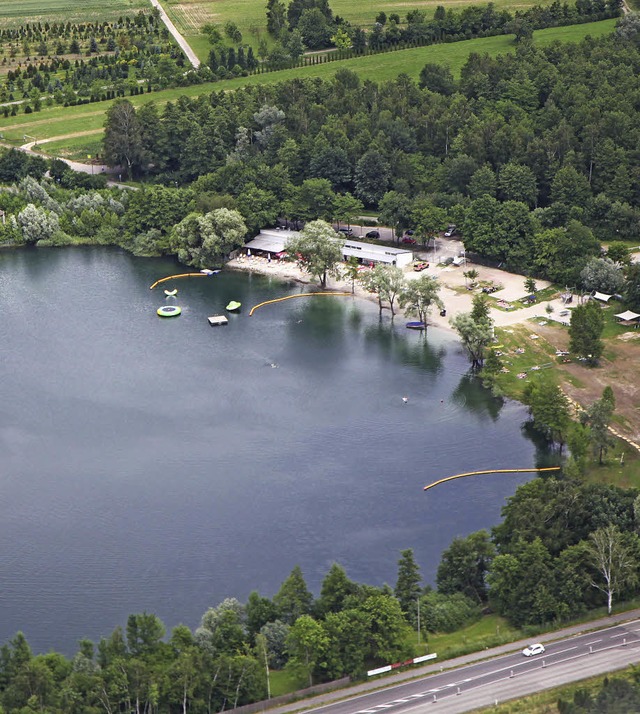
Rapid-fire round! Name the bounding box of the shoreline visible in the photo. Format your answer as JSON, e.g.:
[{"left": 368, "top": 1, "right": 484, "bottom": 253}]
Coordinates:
[
  {"left": 227, "top": 253, "right": 640, "bottom": 445},
  {"left": 227, "top": 254, "right": 460, "bottom": 333}
]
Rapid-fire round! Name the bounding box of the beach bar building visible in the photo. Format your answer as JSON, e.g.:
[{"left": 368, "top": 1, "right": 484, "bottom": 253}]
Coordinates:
[{"left": 244, "top": 229, "right": 414, "bottom": 268}]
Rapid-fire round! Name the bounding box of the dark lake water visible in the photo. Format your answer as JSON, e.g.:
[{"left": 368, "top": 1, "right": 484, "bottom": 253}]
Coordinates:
[{"left": 1, "top": 247, "right": 546, "bottom": 655}]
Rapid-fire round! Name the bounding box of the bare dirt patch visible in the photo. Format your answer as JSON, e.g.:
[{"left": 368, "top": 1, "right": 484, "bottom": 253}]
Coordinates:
[{"left": 535, "top": 323, "right": 640, "bottom": 443}]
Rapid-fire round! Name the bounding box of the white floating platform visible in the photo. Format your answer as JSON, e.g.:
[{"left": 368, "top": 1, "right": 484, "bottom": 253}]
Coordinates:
[{"left": 208, "top": 315, "right": 228, "bottom": 326}]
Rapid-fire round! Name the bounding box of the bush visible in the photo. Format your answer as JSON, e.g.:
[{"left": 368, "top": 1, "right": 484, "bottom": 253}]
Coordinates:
[{"left": 422, "top": 592, "right": 481, "bottom": 633}]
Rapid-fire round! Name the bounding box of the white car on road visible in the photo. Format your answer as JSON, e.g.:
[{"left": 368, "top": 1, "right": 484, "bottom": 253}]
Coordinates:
[{"left": 522, "top": 643, "right": 545, "bottom": 657}]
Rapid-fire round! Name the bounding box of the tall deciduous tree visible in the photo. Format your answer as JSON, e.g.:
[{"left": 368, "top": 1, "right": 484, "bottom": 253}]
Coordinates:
[
  {"left": 522, "top": 379, "right": 572, "bottom": 451},
  {"left": 355, "top": 151, "right": 390, "bottom": 206},
  {"left": 285, "top": 615, "right": 327, "bottom": 686},
  {"left": 436, "top": 531, "right": 495, "bottom": 604},
  {"left": 360, "top": 264, "right": 405, "bottom": 316},
  {"left": 589, "top": 525, "right": 638, "bottom": 615},
  {"left": 399, "top": 274, "right": 443, "bottom": 328},
  {"left": 103, "top": 99, "right": 143, "bottom": 177},
  {"left": 450, "top": 295, "right": 494, "bottom": 368},
  {"left": 569, "top": 299, "right": 605, "bottom": 364},
  {"left": 583, "top": 388, "right": 616, "bottom": 464},
  {"left": 285, "top": 220, "right": 344, "bottom": 288},
  {"left": 172, "top": 208, "right": 247, "bottom": 268}
]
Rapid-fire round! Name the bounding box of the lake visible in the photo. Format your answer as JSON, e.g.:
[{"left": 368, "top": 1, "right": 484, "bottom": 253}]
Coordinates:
[{"left": 0, "top": 247, "right": 545, "bottom": 654}]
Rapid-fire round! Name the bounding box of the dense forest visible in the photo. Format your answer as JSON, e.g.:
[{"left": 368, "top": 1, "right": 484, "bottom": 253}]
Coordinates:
[{"left": 96, "top": 21, "right": 640, "bottom": 288}]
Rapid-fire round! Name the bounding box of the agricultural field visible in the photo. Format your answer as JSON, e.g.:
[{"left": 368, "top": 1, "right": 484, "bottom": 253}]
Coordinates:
[
  {"left": 159, "top": 0, "right": 560, "bottom": 61},
  {"left": 0, "top": 18, "right": 616, "bottom": 160},
  {"left": 0, "top": 12, "right": 186, "bottom": 113},
  {"left": 0, "top": 0, "right": 149, "bottom": 29}
]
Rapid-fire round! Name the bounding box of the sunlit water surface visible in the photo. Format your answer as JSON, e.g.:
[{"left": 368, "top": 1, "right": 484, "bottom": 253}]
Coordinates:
[{"left": 0, "top": 247, "right": 545, "bottom": 653}]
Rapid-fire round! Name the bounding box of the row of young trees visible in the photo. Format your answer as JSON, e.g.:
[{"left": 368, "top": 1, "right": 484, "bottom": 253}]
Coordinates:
[{"left": 262, "top": 0, "right": 619, "bottom": 55}]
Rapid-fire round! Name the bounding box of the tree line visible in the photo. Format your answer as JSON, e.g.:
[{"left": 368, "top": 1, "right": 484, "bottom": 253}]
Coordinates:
[
  {"left": 259, "top": 0, "right": 619, "bottom": 60},
  {"left": 2, "top": 464, "right": 639, "bottom": 713}
]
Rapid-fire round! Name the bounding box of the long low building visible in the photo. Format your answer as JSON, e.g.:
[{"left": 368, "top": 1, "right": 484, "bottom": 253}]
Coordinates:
[{"left": 244, "top": 229, "right": 414, "bottom": 268}]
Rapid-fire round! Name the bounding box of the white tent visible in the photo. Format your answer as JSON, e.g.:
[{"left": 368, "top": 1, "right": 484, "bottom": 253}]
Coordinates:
[
  {"left": 615, "top": 310, "right": 640, "bottom": 321},
  {"left": 591, "top": 291, "right": 612, "bottom": 302}
]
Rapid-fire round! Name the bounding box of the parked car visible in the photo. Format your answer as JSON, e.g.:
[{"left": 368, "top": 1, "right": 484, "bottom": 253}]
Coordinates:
[
  {"left": 337, "top": 227, "right": 353, "bottom": 235},
  {"left": 522, "top": 643, "right": 545, "bottom": 657},
  {"left": 444, "top": 225, "right": 456, "bottom": 237},
  {"left": 365, "top": 230, "right": 380, "bottom": 239},
  {"left": 402, "top": 236, "right": 416, "bottom": 245},
  {"left": 413, "top": 262, "right": 429, "bottom": 272}
]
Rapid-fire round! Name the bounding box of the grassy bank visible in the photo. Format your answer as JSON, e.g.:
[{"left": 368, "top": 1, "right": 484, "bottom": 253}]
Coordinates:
[{"left": 0, "top": 19, "right": 616, "bottom": 158}]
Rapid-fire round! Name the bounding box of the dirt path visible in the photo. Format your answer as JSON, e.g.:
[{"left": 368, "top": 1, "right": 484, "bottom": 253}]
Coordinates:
[
  {"left": 19, "top": 134, "right": 117, "bottom": 175},
  {"left": 147, "top": 0, "right": 201, "bottom": 68}
]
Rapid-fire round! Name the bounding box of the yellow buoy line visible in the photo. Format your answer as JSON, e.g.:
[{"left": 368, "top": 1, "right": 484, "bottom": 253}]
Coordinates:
[
  {"left": 249, "top": 292, "right": 352, "bottom": 316},
  {"left": 149, "top": 272, "right": 218, "bottom": 289},
  {"left": 423, "top": 467, "right": 561, "bottom": 492}
]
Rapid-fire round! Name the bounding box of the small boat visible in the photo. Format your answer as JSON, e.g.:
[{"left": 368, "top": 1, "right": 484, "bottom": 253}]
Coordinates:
[
  {"left": 406, "top": 321, "right": 426, "bottom": 330},
  {"left": 164, "top": 288, "right": 178, "bottom": 297},
  {"left": 226, "top": 301, "right": 242, "bottom": 312},
  {"left": 157, "top": 305, "right": 182, "bottom": 317}
]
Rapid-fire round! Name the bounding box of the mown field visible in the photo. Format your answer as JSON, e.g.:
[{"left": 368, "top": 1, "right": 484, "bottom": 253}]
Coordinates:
[
  {"left": 0, "top": 19, "right": 616, "bottom": 161},
  {"left": 0, "top": 0, "right": 149, "bottom": 28},
  {"left": 160, "top": 0, "right": 560, "bottom": 61}
]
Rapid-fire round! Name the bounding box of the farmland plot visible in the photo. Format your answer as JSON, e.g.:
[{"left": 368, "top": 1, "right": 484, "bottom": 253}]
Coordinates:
[{"left": 0, "top": 0, "right": 149, "bottom": 28}]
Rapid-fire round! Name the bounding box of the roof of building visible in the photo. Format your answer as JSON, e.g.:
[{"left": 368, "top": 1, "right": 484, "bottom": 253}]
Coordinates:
[{"left": 245, "top": 230, "right": 413, "bottom": 264}]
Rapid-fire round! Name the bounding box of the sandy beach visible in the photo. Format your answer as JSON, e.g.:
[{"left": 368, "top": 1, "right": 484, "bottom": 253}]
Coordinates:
[{"left": 227, "top": 249, "right": 567, "bottom": 332}]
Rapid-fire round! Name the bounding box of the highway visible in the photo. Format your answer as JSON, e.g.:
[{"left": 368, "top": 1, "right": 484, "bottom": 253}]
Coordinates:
[{"left": 306, "top": 620, "right": 640, "bottom": 714}]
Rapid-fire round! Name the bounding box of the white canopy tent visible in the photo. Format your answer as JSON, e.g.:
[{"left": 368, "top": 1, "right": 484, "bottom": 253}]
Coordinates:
[
  {"left": 591, "top": 291, "right": 612, "bottom": 302},
  {"left": 614, "top": 310, "right": 640, "bottom": 322}
]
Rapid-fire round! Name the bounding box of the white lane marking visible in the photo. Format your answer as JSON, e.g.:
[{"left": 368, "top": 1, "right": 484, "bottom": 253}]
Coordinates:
[
  {"left": 611, "top": 632, "right": 628, "bottom": 638},
  {"left": 407, "top": 694, "right": 424, "bottom": 698},
  {"left": 550, "top": 646, "right": 578, "bottom": 655},
  {"left": 586, "top": 639, "right": 602, "bottom": 645}
]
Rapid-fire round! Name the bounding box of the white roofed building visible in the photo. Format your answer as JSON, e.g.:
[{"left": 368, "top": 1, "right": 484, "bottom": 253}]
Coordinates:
[{"left": 243, "top": 229, "right": 414, "bottom": 268}]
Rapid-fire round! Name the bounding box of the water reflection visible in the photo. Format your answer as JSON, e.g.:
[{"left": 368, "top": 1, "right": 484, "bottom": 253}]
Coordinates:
[
  {"left": 363, "top": 320, "right": 445, "bottom": 376},
  {"left": 451, "top": 373, "right": 504, "bottom": 423}
]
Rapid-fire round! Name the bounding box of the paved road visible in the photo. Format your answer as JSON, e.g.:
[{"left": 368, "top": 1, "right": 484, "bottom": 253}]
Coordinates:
[
  {"left": 147, "top": 0, "right": 200, "bottom": 68},
  {"left": 307, "top": 620, "right": 640, "bottom": 714}
]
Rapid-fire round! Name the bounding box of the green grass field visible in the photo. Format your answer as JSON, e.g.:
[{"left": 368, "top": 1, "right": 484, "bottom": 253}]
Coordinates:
[
  {"left": 159, "top": 0, "right": 561, "bottom": 61},
  {"left": 0, "top": 0, "right": 149, "bottom": 28},
  {"left": 0, "top": 19, "right": 616, "bottom": 158}
]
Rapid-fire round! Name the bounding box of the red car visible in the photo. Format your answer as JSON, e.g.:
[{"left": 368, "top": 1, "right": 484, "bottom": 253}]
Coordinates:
[
  {"left": 413, "top": 262, "right": 429, "bottom": 272},
  {"left": 402, "top": 237, "right": 416, "bottom": 245}
]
